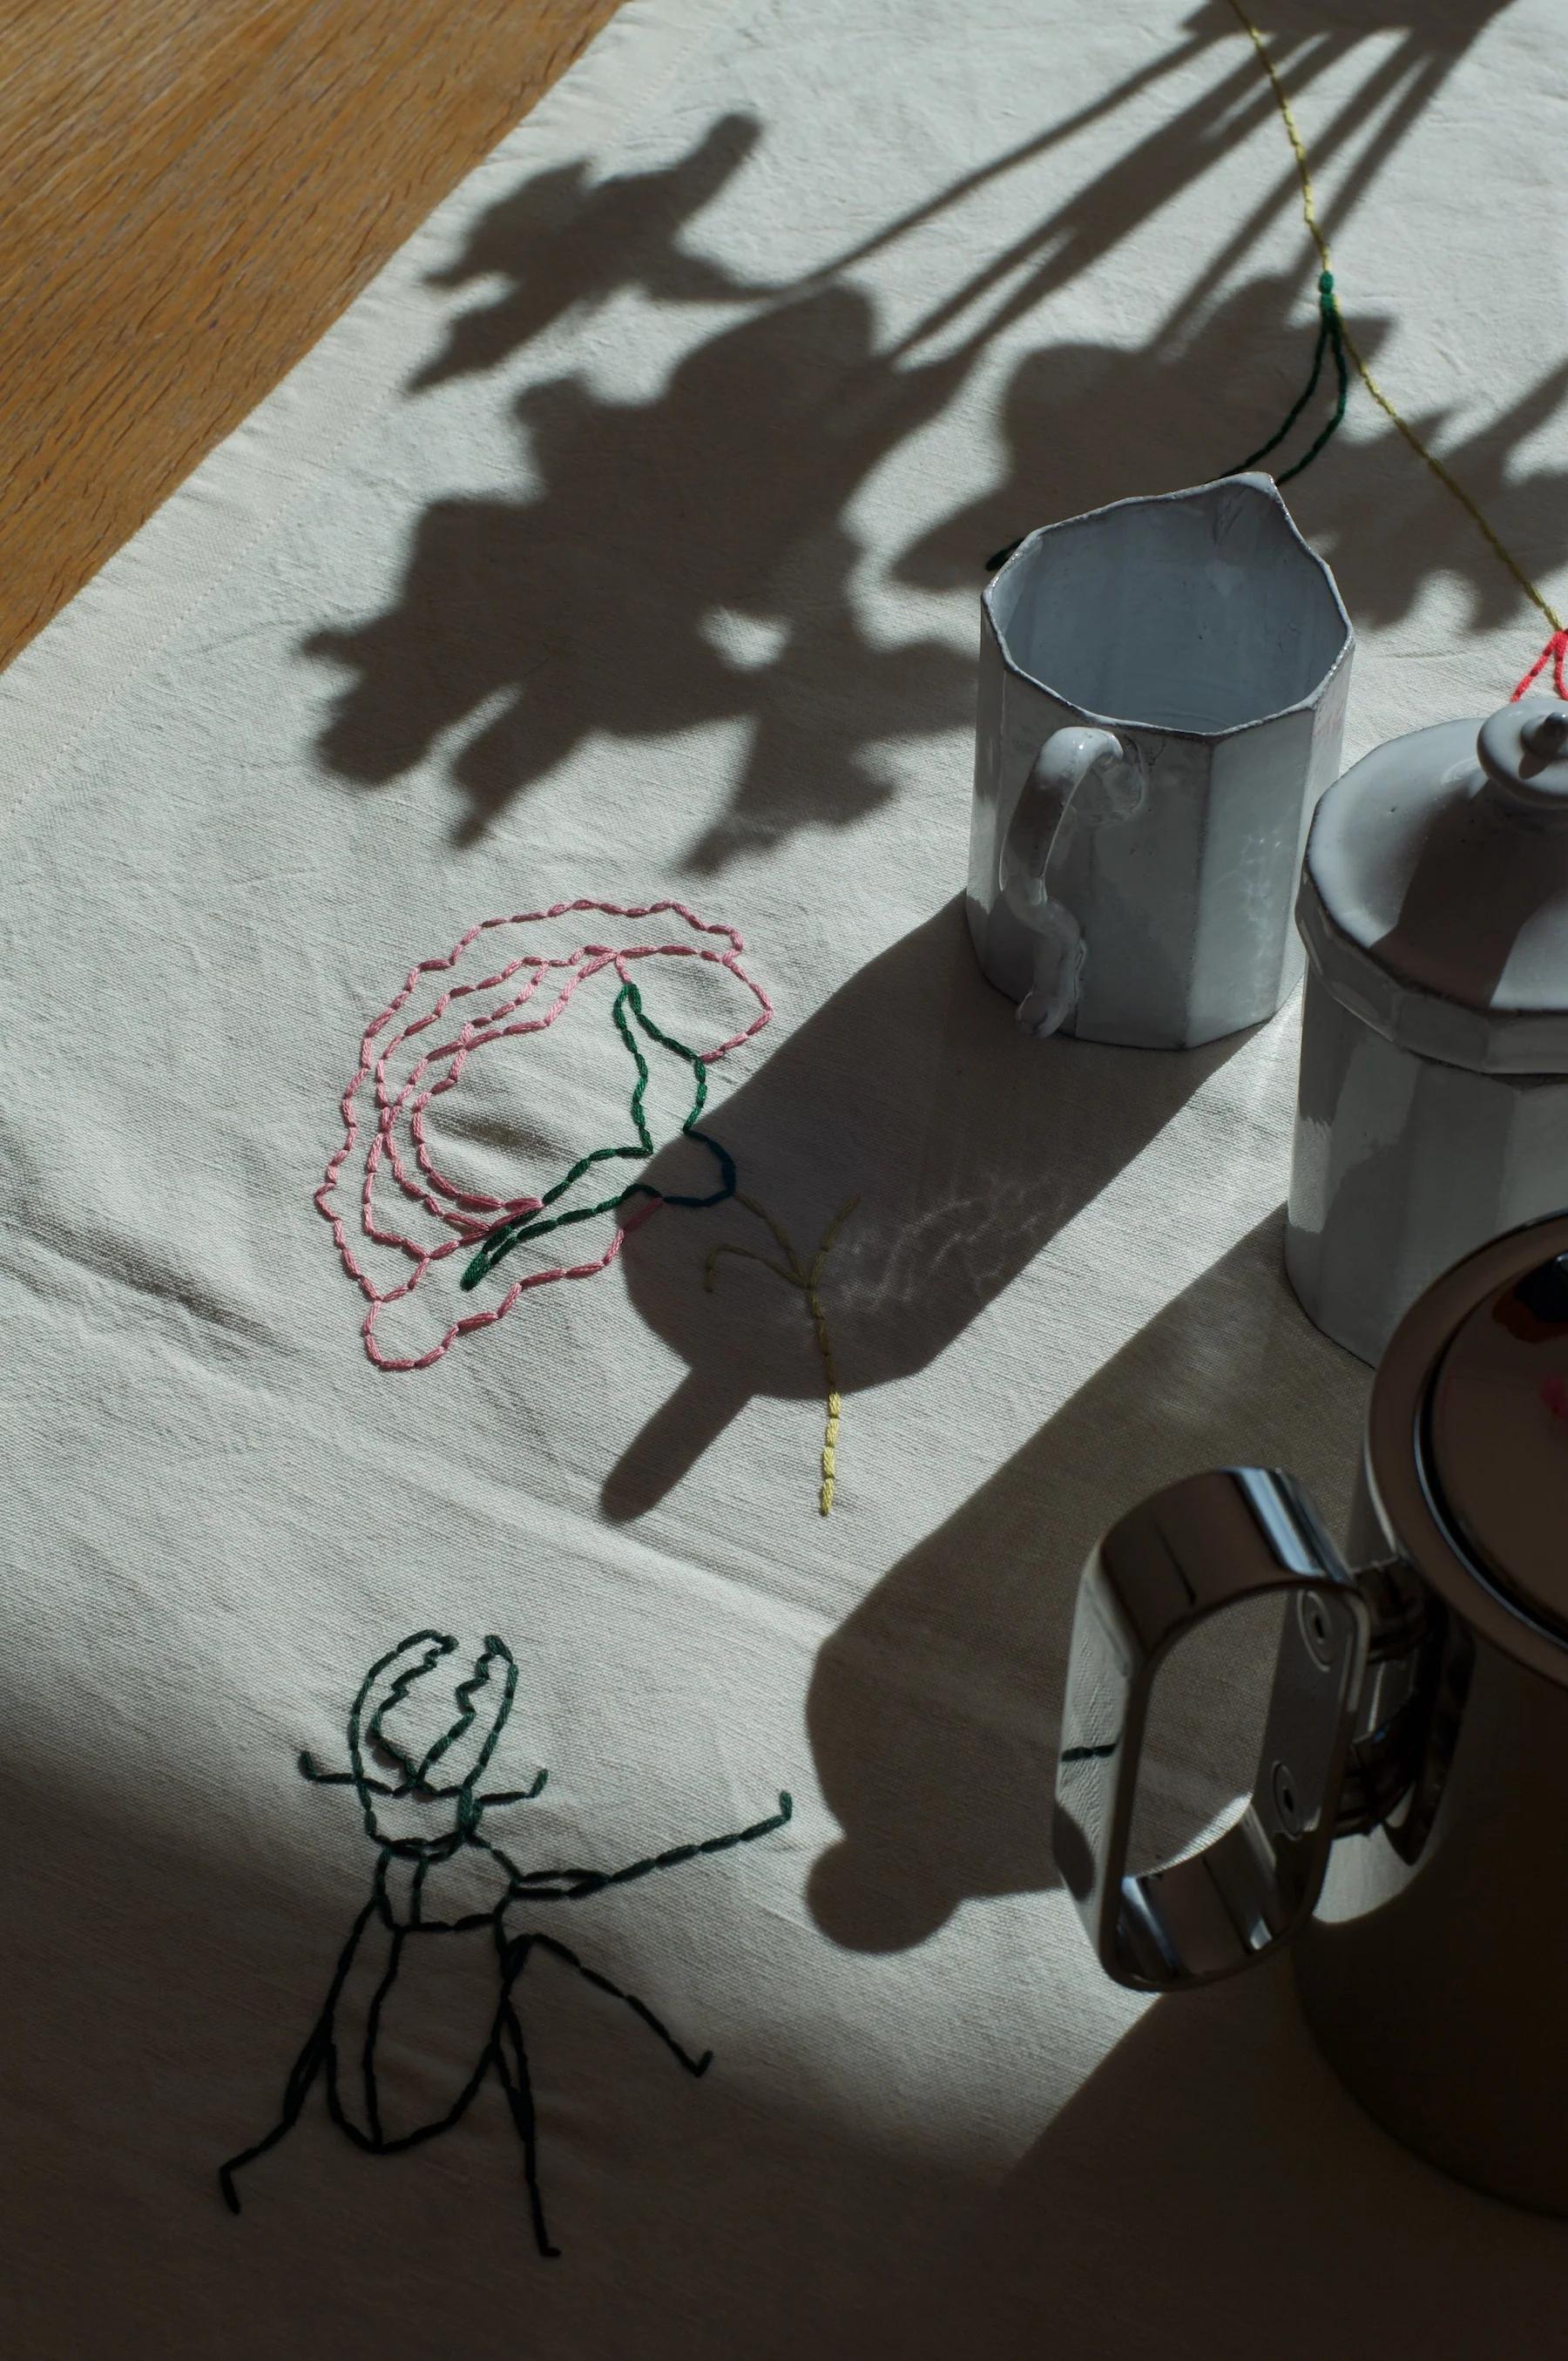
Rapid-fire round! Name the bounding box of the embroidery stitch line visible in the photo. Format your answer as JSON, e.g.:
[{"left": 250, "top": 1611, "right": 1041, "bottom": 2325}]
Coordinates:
[
  {"left": 706, "top": 1194, "right": 859, "bottom": 1515},
  {"left": 459, "top": 972, "right": 738, "bottom": 1290},
  {"left": 315, "top": 899, "right": 772, "bottom": 1370},
  {"left": 1221, "top": 0, "right": 1566, "bottom": 688},
  {"left": 220, "top": 1630, "right": 794, "bottom": 2256},
  {"left": 990, "top": 13, "right": 1566, "bottom": 696},
  {"left": 1227, "top": 267, "right": 1348, "bottom": 484}
]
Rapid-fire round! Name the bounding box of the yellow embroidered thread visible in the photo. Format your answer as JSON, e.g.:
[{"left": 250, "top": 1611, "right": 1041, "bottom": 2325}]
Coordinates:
[
  {"left": 1224, "top": 0, "right": 1565, "bottom": 639},
  {"left": 705, "top": 1194, "right": 859, "bottom": 1516}
]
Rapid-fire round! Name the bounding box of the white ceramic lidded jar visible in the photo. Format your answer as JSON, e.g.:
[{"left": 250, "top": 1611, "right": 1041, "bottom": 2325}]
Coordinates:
[{"left": 1287, "top": 696, "right": 1568, "bottom": 1363}]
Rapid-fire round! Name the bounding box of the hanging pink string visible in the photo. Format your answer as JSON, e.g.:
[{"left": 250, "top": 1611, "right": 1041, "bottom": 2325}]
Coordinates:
[{"left": 1511, "top": 630, "right": 1568, "bottom": 705}]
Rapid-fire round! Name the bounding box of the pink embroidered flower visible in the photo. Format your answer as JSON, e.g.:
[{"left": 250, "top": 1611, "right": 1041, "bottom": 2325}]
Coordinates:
[{"left": 316, "top": 898, "right": 771, "bottom": 1370}]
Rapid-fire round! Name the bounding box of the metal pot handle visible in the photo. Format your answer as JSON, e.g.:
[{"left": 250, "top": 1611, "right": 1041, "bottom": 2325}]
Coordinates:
[{"left": 1054, "top": 1468, "right": 1371, "bottom": 1992}]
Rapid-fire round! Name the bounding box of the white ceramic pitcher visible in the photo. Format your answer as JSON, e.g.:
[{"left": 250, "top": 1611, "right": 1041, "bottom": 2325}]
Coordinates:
[{"left": 967, "top": 474, "right": 1353, "bottom": 1049}]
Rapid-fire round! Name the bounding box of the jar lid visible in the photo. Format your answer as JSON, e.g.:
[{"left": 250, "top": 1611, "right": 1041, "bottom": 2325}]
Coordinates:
[
  {"left": 1424, "top": 1243, "right": 1568, "bottom": 1642},
  {"left": 1298, "top": 696, "right": 1568, "bottom": 1074}
]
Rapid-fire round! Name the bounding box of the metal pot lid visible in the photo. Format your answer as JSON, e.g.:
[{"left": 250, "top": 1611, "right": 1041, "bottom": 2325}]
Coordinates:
[
  {"left": 1367, "top": 1214, "right": 1568, "bottom": 1683},
  {"left": 1297, "top": 697, "right": 1568, "bottom": 1074},
  {"left": 1423, "top": 1241, "right": 1568, "bottom": 1644}
]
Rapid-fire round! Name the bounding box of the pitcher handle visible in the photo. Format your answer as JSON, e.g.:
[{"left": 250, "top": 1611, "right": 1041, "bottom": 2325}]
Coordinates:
[
  {"left": 999, "top": 726, "right": 1141, "bottom": 1037},
  {"left": 1054, "top": 1468, "right": 1370, "bottom": 1992}
]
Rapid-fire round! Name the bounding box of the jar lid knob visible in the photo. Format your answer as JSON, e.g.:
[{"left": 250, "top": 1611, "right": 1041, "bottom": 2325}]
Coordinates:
[
  {"left": 1522, "top": 705, "right": 1568, "bottom": 761},
  {"left": 1477, "top": 698, "right": 1568, "bottom": 815}
]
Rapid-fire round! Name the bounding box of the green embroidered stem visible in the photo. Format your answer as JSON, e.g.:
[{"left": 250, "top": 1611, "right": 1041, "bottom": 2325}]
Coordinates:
[
  {"left": 1228, "top": 268, "right": 1348, "bottom": 484},
  {"left": 706, "top": 1194, "right": 859, "bottom": 1516},
  {"left": 459, "top": 977, "right": 736, "bottom": 1291}
]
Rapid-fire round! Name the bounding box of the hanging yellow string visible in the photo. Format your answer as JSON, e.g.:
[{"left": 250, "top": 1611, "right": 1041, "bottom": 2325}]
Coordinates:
[
  {"left": 1224, "top": 0, "right": 1565, "bottom": 646},
  {"left": 705, "top": 1194, "right": 860, "bottom": 1516}
]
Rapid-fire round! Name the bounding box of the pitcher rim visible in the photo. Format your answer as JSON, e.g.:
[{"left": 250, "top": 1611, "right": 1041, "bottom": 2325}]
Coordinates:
[{"left": 983, "top": 471, "right": 1354, "bottom": 742}]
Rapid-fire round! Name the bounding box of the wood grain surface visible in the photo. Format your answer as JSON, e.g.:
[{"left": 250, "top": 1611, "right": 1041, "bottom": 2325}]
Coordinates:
[{"left": 0, "top": 0, "right": 622, "bottom": 667}]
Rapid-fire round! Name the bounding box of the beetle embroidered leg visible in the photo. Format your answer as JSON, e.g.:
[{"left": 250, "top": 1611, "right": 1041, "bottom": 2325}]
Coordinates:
[
  {"left": 218, "top": 1894, "right": 377, "bottom": 2211},
  {"left": 526, "top": 1932, "right": 713, "bottom": 2076},
  {"left": 480, "top": 1790, "right": 794, "bottom": 1898},
  {"left": 358, "top": 1925, "right": 407, "bottom": 2150},
  {"left": 492, "top": 1930, "right": 561, "bottom": 2259}
]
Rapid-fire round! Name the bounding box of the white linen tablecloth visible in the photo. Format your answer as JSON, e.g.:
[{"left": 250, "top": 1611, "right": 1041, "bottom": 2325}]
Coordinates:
[{"left": 3, "top": 1, "right": 1567, "bottom": 2351}]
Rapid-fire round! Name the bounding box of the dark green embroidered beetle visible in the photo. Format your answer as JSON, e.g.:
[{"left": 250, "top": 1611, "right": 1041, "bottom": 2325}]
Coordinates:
[{"left": 220, "top": 1630, "right": 791, "bottom": 2255}]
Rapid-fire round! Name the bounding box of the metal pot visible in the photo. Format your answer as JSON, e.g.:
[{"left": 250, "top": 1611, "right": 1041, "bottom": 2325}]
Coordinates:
[{"left": 1054, "top": 1209, "right": 1568, "bottom": 2213}]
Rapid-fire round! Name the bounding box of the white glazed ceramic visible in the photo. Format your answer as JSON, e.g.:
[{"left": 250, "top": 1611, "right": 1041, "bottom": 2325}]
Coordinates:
[
  {"left": 1288, "top": 697, "right": 1568, "bottom": 1364},
  {"left": 967, "top": 473, "right": 1353, "bottom": 1049}
]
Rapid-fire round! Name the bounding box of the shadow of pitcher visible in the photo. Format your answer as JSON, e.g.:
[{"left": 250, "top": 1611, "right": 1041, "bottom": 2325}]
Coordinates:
[{"left": 601, "top": 898, "right": 1249, "bottom": 1524}]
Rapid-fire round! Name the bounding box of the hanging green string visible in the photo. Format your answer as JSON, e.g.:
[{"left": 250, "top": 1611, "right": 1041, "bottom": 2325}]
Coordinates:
[
  {"left": 990, "top": 0, "right": 1565, "bottom": 686},
  {"left": 983, "top": 267, "right": 1348, "bottom": 573},
  {"left": 1228, "top": 268, "right": 1348, "bottom": 484}
]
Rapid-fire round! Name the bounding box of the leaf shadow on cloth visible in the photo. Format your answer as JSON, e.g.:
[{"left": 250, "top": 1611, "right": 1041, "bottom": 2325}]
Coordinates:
[
  {"left": 901, "top": 267, "right": 1568, "bottom": 641},
  {"left": 896, "top": 1957, "right": 1568, "bottom": 2361},
  {"left": 303, "top": 2, "right": 1508, "bottom": 863},
  {"left": 802, "top": 1208, "right": 1369, "bottom": 1952},
  {"left": 841, "top": 0, "right": 1514, "bottom": 377},
  {"left": 408, "top": 112, "right": 780, "bottom": 394},
  {"left": 600, "top": 897, "right": 1249, "bottom": 1524},
  {"left": 309, "top": 274, "right": 977, "bottom": 863}
]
